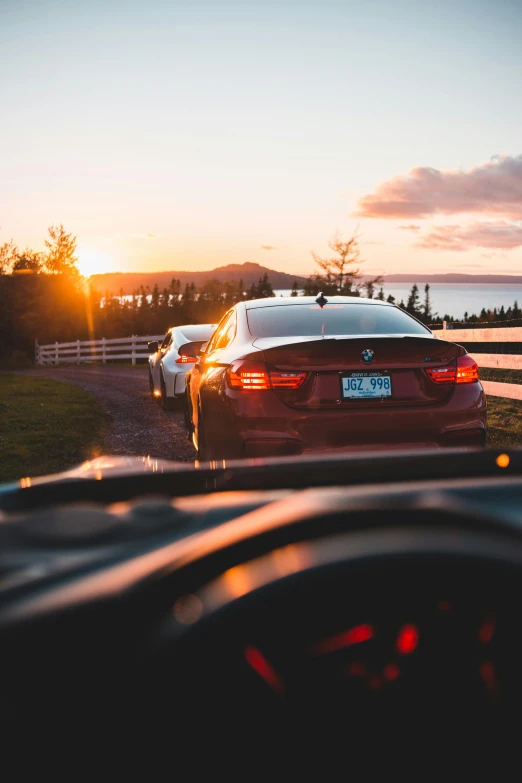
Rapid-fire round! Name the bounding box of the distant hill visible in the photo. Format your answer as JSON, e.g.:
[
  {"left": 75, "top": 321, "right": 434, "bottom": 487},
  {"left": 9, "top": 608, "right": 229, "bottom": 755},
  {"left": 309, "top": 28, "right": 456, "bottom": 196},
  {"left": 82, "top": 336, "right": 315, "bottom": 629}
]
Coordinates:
[
  {"left": 90, "top": 263, "right": 309, "bottom": 295},
  {"left": 378, "top": 273, "right": 522, "bottom": 284},
  {"left": 90, "top": 266, "right": 522, "bottom": 295}
]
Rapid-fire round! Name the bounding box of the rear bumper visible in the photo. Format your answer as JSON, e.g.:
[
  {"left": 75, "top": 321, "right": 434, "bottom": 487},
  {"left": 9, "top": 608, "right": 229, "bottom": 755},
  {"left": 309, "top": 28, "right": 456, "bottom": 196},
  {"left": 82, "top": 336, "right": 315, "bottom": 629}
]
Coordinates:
[
  {"left": 163, "top": 368, "right": 189, "bottom": 398},
  {"left": 202, "top": 382, "right": 487, "bottom": 459}
]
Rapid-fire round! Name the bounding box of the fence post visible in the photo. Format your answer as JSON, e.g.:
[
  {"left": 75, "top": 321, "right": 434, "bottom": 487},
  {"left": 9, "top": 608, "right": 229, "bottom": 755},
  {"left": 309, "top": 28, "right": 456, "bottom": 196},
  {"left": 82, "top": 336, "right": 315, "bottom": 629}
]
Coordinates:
[
  {"left": 55, "top": 341, "right": 59, "bottom": 366},
  {"left": 76, "top": 339, "right": 81, "bottom": 365},
  {"left": 102, "top": 337, "right": 106, "bottom": 364},
  {"left": 35, "top": 339, "right": 39, "bottom": 367},
  {"left": 131, "top": 335, "right": 136, "bottom": 366},
  {"left": 442, "top": 320, "right": 447, "bottom": 332}
]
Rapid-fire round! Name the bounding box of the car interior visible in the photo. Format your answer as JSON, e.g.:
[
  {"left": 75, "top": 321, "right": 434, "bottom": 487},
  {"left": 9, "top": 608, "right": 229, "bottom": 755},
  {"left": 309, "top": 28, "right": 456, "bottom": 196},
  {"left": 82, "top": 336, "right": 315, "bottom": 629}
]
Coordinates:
[{"left": 1, "top": 448, "right": 521, "bottom": 772}]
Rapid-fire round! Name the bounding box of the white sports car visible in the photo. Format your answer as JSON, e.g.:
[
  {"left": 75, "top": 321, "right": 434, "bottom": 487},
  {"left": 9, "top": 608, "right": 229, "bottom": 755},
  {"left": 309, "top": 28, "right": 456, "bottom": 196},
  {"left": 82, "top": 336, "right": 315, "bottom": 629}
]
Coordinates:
[{"left": 148, "top": 323, "right": 217, "bottom": 410}]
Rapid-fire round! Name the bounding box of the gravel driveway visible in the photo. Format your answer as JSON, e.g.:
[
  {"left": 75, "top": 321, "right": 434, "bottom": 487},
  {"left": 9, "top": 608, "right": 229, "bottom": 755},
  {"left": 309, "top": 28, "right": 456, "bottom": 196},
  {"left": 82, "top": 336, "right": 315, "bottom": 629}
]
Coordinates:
[{"left": 16, "top": 366, "right": 196, "bottom": 463}]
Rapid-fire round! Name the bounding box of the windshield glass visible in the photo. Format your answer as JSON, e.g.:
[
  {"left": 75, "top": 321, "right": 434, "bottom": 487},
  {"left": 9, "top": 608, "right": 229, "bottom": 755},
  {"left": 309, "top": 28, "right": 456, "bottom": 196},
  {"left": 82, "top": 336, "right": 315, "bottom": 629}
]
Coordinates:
[
  {"left": 0, "top": 0, "right": 516, "bottom": 485},
  {"left": 247, "top": 304, "right": 430, "bottom": 338}
]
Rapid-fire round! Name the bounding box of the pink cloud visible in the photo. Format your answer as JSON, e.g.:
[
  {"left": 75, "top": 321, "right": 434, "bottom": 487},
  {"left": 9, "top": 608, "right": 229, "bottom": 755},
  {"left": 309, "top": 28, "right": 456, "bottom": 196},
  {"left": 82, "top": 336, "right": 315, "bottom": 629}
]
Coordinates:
[
  {"left": 414, "top": 220, "right": 522, "bottom": 252},
  {"left": 354, "top": 154, "right": 522, "bottom": 219},
  {"left": 397, "top": 224, "right": 421, "bottom": 231}
]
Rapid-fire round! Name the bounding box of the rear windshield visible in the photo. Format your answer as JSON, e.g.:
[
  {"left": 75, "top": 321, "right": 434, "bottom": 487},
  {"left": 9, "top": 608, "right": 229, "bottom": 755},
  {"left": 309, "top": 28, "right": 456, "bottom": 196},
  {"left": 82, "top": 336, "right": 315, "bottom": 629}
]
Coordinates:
[
  {"left": 247, "top": 303, "right": 430, "bottom": 338},
  {"left": 180, "top": 325, "right": 215, "bottom": 341}
]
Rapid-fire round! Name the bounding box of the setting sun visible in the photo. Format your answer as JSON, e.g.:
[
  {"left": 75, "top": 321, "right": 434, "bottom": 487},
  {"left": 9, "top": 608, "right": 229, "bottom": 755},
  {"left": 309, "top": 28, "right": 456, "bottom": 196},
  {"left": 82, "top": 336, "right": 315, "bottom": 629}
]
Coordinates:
[{"left": 77, "top": 247, "right": 114, "bottom": 277}]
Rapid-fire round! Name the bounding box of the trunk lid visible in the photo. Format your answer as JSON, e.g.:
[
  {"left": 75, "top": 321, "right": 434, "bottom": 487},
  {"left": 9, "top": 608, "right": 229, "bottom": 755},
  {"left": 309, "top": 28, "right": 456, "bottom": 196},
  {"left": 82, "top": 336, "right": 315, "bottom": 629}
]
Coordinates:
[{"left": 255, "top": 335, "right": 463, "bottom": 408}]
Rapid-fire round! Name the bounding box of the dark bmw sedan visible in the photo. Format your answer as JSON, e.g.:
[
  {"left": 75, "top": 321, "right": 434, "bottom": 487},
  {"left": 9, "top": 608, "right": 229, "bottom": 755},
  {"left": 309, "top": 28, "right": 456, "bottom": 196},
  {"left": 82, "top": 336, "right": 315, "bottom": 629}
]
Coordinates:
[{"left": 185, "top": 296, "right": 487, "bottom": 460}]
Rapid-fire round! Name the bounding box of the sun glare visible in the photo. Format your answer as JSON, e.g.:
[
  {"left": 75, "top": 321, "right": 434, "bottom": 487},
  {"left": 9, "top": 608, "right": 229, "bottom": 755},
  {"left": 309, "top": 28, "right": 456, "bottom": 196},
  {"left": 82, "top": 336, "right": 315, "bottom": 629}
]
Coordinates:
[{"left": 77, "top": 247, "right": 114, "bottom": 277}]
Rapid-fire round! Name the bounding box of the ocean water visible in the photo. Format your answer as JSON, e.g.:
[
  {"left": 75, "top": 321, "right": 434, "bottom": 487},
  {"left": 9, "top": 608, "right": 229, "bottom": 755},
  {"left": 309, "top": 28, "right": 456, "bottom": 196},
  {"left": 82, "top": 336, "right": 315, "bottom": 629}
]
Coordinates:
[{"left": 274, "top": 285, "right": 522, "bottom": 321}]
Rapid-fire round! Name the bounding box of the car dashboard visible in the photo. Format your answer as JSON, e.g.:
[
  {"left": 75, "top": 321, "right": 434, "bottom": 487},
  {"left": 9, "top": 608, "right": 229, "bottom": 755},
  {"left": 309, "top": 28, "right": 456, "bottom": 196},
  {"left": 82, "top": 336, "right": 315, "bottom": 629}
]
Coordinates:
[{"left": 2, "top": 454, "right": 522, "bottom": 771}]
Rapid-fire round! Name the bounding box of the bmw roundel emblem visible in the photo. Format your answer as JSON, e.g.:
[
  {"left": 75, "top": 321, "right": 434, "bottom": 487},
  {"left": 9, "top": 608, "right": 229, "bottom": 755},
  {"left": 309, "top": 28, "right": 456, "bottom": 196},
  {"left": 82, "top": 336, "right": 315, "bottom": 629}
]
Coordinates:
[{"left": 361, "top": 348, "right": 374, "bottom": 363}]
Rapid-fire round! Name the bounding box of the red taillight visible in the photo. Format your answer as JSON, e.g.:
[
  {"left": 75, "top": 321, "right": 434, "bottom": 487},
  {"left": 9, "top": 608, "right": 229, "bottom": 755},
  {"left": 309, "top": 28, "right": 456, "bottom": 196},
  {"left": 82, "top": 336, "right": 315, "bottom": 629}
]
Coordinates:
[
  {"left": 176, "top": 354, "right": 197, "bottom": 364},
  {"left": 456, "top": 354, "right": 479, "bottom": 383},
  {"left": 227, "top": 361, "right": 306, "bottom": 390},
  {"left": 425, "top": 365, "right": 456, "bottom": 384},
  {"left": 269, "top": 371, "right": 306, "bottom": 389},
  {"left": 426, "top": 354, "right": 479, "bottom": 385},
  {"left": 228, "top": 361, "right": 270, "bottom": 389}
]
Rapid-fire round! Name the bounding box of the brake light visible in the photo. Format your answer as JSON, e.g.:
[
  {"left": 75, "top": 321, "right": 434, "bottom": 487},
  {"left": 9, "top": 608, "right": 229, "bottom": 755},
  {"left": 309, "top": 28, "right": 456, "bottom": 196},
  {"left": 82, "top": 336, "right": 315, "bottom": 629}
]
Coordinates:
[
  {"left": 269, "top": 372, "right": 306, "bottom": 389},
  {"left": 176, "top": 354, "right": 197, "bottom": 364},
  {"left": 425, "top": 366, "right": 456, "bottom": 384},
  {"left": 456, "top": 354, "right": 479, "bottom": 383},
  {"left": 228, "top": 361, "right": 270, "bottom": 389},
  {"left": 425, "top": 355, "right": 479, "bottom": 385},
  {"left": 227, "top": 361, "right": 307, "bottom": 390}
]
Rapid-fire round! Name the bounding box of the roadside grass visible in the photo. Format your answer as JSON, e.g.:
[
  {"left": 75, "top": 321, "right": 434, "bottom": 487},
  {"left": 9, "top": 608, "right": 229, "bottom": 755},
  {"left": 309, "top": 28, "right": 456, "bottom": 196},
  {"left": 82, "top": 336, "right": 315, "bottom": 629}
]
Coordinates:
[
  {"left": 486, "top": 396, "right": 522, "bottom": 449},
  {"left": 0, "top": 375, "right": 107, "bottom": 482},
  {"left": 480, "top": 368, "right": 522, "bottom": 384}
]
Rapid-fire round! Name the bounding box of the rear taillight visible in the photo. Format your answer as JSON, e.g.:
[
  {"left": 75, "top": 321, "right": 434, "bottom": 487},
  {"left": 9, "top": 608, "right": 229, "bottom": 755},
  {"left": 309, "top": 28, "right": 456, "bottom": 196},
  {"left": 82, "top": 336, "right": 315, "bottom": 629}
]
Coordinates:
[
  {"left": 227, "top": 361, "right": 306, "bottom": 390},
  {"left": 456, "top": 354, "right": 479, "bottom": 383},
  {"left": 269, "top": 371, "right": 307, "bottom": 389},
  {"left": 228, "top": 361, "right": 270, "bottom": 389},
  {"left": 426, "top": 354, "right": 479, "bottom": 385},
  {"left": 176, "top": 354, "right": 197, "bottom": 364}
]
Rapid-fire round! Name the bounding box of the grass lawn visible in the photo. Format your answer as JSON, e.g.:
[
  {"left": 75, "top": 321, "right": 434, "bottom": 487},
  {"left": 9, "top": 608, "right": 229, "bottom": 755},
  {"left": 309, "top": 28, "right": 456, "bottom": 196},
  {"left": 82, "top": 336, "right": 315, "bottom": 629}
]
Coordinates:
[
  {"left": 478, "top": 368, "right": 522, "bottom": 448},
  {"left": 480, "top": 368, "right": 522, "bottom": 384},
  {"left": 486, "top": 396, "right": 522, "bottom": 449},
  {"left": 0, "top": 375, "right": 107, "bottom": 482}
]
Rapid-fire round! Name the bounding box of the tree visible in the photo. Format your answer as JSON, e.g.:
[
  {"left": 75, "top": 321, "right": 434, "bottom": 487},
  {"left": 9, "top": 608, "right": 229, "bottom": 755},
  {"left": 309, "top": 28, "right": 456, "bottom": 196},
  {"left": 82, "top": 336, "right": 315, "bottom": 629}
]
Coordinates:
[
  {"left": 423, "top": 284, "right": 433, "bottom": 323},
  {"left": 44, "top": 224, "right": 80, "bottom": 278},
  {"left": 406, "top": 284, "right": 422, "bottom": 318},
  {"left": 377, "top": 287, "right": 385, "bottom": 301},
  {"left": 248, "top": 273, "right": 274, "bottom": 299},
  {"left": 0, "top": 240, "right": 18, "bottom": 274},
  {"left": 305, "top": 231, "right": 361, "bottom": 296},
  {"left": 291, "top": 281, "right": 299, "bottom": 297},
  {"left": 12, "top": 249, "right": 43, "bottom": 273}
]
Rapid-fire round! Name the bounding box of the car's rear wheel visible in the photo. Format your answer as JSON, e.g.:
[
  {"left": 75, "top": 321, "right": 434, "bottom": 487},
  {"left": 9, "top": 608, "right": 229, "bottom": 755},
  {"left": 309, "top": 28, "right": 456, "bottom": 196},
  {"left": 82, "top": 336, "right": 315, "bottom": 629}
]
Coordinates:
[
  {"left": 197, "top": 403, "right": 210, "bottom": 460},
  {"left": 184, "top": 392, "right": 194, "bottom": 442},
  {"left": 160, "top": 374, "right": 176, "bottom": 412}
]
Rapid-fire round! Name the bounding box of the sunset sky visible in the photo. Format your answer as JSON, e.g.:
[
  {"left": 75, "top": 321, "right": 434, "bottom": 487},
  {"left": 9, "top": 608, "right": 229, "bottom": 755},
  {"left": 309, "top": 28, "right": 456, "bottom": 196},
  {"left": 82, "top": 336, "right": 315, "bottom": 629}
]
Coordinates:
[{"left": 2, "top": 0, "right": 521, "bottom": 278}]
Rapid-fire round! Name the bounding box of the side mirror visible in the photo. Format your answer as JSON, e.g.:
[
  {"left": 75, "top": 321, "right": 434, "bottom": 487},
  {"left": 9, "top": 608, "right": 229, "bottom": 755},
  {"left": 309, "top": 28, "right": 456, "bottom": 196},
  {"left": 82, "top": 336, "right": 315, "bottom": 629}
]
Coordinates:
[{"left": 148, "top": 341, "right": 159, "bottom": 354}]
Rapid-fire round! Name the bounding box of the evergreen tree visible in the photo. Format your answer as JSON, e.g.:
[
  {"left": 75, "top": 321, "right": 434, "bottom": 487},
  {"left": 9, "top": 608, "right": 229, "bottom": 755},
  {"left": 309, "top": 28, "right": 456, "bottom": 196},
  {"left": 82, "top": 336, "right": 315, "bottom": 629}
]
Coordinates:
[
  {"left": 423, "top": 284, "right": 432, "bottom": 322},
  {"left": 406, "top": 284, "right": 422, "bottom": 317}
]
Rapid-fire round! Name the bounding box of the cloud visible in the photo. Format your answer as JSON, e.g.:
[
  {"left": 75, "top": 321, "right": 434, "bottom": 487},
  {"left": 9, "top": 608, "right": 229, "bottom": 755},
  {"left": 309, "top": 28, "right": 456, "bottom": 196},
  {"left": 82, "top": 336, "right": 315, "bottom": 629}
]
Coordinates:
[
  {"left": 397, "top": 224, "right": 421, "bottom": 231},
  {"left": 130, "top": 233, "right": 159, "bottom": 240},
  {"left": 480, "top": 252, "right": 509, "bottom": 261},
  {"left": 354, "top": 154, "right": 522, "bottom": 219},
  {"left": 454, "top": 263, "right": 485, "bottom": 268},
  {"left": 363, "top": 240, "right": 384, "bottom": 245},
  {"left": 260, "top": 245, "right": 278, "bottom": 251},
  {"left": 414, "top": 220, "right": 522, "bottom": 252}
]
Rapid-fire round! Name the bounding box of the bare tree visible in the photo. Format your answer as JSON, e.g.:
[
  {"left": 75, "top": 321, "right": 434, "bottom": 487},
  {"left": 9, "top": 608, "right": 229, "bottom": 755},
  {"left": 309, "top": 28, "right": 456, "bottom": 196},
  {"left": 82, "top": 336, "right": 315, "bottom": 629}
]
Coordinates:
[
  {"left": 304, "top": 230, "right": 382, "bottom": 297},
  {"left": 310, "top": 231, "right": 361, "bottom": 293}
]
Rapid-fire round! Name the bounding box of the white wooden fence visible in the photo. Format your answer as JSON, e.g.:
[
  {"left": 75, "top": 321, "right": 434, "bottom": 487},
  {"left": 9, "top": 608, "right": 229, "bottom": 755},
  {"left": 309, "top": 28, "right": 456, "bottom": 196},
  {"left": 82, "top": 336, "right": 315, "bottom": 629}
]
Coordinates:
[
  {"left": 440, "top": 325, "right": 522, "bottom": 401},
  {"left": 35, "top": 335, "right": 164, "bottom": 366},
  {"left": 35, "top": 326, "right": 522, "bottom": 400}
]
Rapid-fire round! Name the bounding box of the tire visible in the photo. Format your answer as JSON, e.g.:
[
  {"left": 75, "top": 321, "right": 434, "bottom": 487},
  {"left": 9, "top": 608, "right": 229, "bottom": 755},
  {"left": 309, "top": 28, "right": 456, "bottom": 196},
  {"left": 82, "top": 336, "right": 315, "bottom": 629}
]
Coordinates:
[
  {"left": 183, "top": 391, "right": 194, "bottom": 443},
  {"left": 197, "top": 403, "right": 210, "bottom": 461},
  {"left": 160, "top": 373, "right": 176, "bottom": 412}
]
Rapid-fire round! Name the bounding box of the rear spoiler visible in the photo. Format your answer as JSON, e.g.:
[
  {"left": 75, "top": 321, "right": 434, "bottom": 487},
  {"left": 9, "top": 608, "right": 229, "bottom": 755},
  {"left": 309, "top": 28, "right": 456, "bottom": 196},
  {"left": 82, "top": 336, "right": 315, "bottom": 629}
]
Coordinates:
[{"left": 178, "top": 340, "right": 207, "bottom": 358}]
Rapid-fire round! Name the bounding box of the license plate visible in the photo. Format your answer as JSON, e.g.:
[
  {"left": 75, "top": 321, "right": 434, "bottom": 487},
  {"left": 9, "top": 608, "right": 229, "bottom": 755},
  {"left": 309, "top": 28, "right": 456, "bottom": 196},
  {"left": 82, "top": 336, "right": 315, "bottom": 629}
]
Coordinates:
[{"left": 341, "top": 372, "right": 392, "bottom": 399}]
